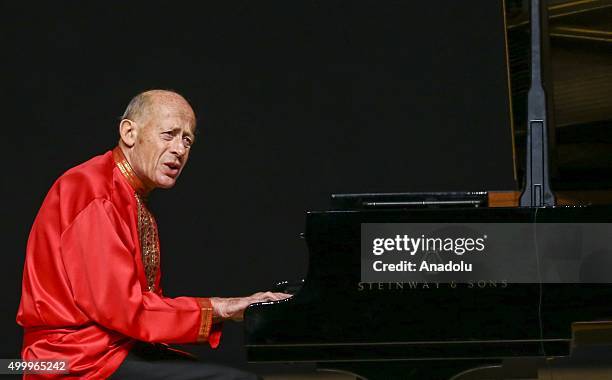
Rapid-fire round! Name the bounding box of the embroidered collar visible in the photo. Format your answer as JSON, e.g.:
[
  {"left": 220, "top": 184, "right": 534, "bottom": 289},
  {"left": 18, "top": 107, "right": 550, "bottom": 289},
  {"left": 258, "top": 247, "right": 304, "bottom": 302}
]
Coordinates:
[{"left": 112, "top": 146, "right": 150, "bottom": 197}]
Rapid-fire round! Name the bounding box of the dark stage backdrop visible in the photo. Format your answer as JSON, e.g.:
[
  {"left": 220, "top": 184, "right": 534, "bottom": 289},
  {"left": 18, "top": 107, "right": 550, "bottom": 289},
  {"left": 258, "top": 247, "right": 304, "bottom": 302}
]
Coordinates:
[{"left": 1, "top": 0, "right": 515, "bottom": 371}]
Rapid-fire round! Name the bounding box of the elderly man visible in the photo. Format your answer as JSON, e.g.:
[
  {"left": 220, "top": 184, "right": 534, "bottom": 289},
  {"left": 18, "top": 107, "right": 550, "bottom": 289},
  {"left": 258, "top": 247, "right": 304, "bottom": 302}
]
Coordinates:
[{"left": 17, "top": 90, "right": 288, "bottom": 379}]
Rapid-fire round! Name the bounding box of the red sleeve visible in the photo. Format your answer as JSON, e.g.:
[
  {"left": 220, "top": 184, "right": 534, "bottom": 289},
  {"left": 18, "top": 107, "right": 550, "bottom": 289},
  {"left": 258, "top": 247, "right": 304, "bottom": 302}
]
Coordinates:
[{"left": 60, "top": 198, "right": 219, "bottom": 345}]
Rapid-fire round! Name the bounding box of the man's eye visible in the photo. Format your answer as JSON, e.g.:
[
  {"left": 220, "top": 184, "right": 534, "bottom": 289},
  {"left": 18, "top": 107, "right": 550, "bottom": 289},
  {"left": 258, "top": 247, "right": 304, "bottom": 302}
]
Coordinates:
[
  {"left": 161, "top": 132, "right": 173, "bottom": 140},
  {"left": 183, "top": 137, "right": 192, "bottom": 147}
]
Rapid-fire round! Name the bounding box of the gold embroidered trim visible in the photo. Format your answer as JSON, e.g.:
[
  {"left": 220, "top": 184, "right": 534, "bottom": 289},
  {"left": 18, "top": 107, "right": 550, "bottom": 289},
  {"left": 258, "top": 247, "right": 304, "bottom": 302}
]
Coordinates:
[
  {"left": 135, "top": 194, "right": 160, "bottom": 292},
  {"left": 112, "top": 147, "right": 149, "bottom": 196},
  {"left": 196, "top": 298, "right": 213, "bottom": 342}
]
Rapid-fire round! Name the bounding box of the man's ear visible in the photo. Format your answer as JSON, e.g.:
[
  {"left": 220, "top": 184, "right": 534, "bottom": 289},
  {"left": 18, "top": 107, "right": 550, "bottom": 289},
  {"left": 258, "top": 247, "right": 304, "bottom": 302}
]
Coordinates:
[{"left": 119, "top": 119, "right": 138, "bottom": 147}]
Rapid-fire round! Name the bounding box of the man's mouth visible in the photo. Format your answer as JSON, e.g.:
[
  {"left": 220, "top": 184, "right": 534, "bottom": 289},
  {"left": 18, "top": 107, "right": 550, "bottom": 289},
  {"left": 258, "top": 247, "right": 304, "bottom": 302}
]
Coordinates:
[{"left": 163, "top": 162, "right": 181, "bottom": 177}]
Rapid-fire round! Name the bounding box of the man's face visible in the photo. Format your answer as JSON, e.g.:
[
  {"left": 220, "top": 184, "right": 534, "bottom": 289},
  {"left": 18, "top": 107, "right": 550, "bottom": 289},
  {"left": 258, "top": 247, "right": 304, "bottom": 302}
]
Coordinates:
[{"left": 130, "top": 103, "right": 196, "bottom": 189}]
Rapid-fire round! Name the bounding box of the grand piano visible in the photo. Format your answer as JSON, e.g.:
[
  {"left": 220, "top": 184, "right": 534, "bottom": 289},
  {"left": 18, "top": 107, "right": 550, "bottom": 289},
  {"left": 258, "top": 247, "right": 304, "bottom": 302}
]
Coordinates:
[{"left": 244, "top": 1, "right": 612, "bottom": 379}]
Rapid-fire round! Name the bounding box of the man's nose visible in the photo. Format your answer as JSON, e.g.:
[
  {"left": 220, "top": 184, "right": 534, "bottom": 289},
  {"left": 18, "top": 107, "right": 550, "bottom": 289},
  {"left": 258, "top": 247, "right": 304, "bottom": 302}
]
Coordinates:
[{"left": 171, "top": 137, "right": 187, "bottom": 157}]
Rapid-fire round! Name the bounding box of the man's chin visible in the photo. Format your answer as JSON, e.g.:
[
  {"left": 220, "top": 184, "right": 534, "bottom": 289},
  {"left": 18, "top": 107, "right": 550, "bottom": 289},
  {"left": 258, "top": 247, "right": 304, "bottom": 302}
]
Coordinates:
[{"left": 155, "top": 177, "right": 177, "bottom": 189}]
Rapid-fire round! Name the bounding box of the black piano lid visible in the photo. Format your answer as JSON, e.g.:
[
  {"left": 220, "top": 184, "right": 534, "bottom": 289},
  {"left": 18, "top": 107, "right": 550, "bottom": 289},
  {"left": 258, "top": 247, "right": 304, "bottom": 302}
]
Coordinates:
[{"left": 506, "top": 0, "right": 612, "bottom": 190}]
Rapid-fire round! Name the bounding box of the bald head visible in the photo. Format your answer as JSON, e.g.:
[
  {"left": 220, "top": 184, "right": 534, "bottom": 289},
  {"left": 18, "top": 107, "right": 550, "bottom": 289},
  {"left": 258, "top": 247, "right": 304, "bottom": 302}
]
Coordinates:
[
  {"left": 118, "top": 90, "right": 197, "bottom": 192},
  {"left": 122, "top": 90, "right": 196, "bottom": 126}
]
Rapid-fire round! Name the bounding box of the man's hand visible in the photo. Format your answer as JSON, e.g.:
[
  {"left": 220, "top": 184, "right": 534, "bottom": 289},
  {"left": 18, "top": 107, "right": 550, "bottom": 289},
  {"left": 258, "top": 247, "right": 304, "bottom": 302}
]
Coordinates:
[{"left": 209, "top": 292, "right": 291, "bottom": 322}]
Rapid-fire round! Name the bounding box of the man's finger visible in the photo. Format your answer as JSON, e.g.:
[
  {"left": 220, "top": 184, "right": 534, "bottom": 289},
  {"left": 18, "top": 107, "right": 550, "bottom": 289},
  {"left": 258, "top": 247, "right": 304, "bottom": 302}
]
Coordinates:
[
  {"left": 257, "top": 292, "right": 291, "bottom": 302},
  {"left": 270, "top": 292, "right": 292, "bottom": 301}
]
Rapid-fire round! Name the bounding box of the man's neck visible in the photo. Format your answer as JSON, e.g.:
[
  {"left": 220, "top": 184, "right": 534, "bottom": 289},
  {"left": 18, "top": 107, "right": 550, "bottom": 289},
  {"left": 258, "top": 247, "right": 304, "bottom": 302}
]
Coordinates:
[{"left": 113, "top": 145, "right": 153, "bottom": 197}]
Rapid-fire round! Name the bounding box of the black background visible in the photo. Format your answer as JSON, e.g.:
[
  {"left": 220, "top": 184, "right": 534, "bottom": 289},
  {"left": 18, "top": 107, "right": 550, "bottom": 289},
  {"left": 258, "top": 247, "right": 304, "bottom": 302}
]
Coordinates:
[{"left": 1, "top": 0, "right": 515, "bottom": 371}]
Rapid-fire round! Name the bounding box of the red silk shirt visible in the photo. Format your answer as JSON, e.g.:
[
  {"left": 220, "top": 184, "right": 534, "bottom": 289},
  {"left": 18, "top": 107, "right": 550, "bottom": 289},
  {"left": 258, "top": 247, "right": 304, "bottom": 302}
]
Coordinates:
[{"left": 17, "top": 148, "right": 221, "bottom": 379}]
